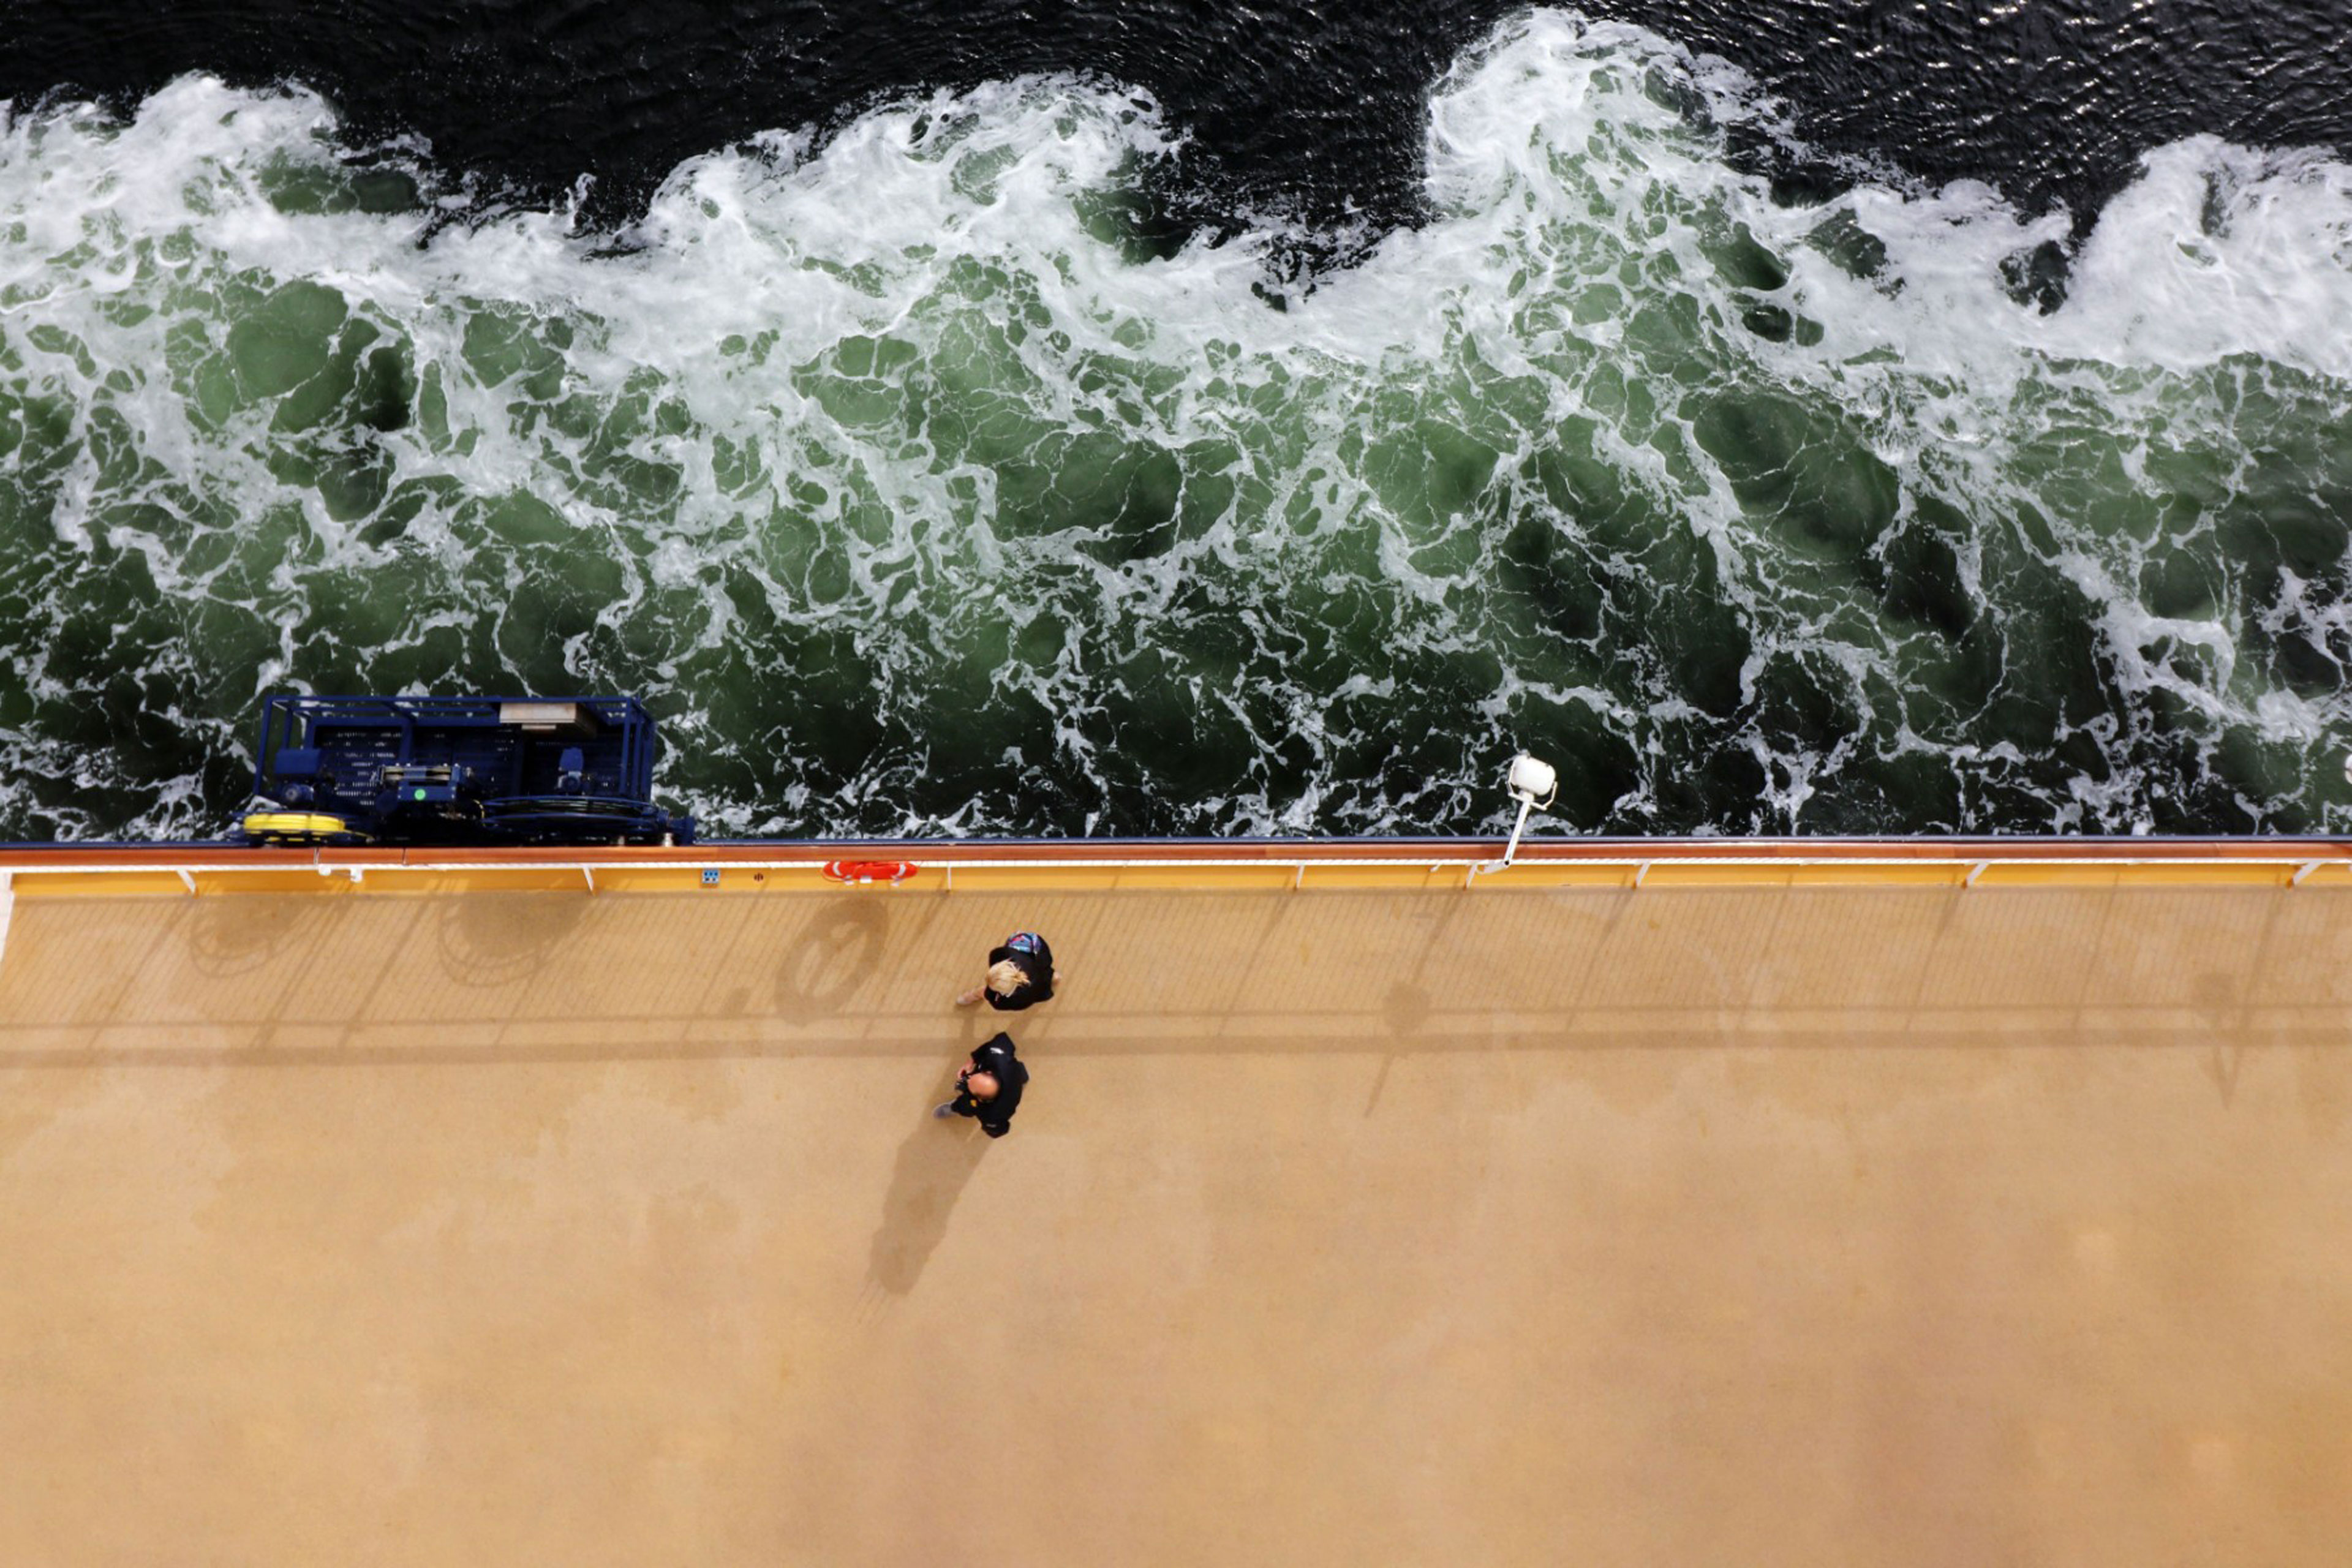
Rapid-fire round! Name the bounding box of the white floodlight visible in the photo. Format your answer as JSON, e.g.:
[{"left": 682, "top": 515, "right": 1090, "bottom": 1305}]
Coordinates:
[
  {"left": 1499, "top": 753, "right": 1558, "bottom": 868},
  {"left": 1507, "top": 754, "right": 1558, "bottom": 808}
]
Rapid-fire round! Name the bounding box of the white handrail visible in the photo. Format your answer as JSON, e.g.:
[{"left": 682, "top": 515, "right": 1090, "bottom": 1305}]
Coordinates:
[{"left": 4, "top": 852, "right": 2347, "bottom": 876}]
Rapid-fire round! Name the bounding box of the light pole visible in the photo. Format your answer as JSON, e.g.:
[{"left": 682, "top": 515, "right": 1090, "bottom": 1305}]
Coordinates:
[{"left": 1499, "top": 753, "right": 1558, "bottom": 869}]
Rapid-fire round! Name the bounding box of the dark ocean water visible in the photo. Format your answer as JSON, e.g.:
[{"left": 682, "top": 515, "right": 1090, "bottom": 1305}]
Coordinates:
[
  {"left": 2, "top": 1, "right": 2350, "bottom": 839},
  {"left": 10, "top": 0, "right": 2348, "bottom": 241}
]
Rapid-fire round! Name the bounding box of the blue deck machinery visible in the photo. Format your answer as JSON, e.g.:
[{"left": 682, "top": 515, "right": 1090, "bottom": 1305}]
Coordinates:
[{"left": 235, "top": 696, "right": 696, "bottom": 847}]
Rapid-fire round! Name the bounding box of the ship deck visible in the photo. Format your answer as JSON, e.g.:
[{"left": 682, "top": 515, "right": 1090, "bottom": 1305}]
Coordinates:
[{"left": 2, "top": 846, "right": 2350, "bottom": 1563}]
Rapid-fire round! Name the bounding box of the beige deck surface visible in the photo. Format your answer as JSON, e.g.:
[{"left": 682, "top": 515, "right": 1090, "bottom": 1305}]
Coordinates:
[{"left": 2, "top": 881, "right": 2351, "bottom": 1565}]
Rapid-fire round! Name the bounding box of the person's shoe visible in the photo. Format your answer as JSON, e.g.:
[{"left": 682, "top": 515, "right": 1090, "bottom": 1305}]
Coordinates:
[
  {"left": 954, "top": 987, "right": 984, "bottom": 1007},
  {"left": 933, "top": 1101, "right": 959, "bottom": 1118}
]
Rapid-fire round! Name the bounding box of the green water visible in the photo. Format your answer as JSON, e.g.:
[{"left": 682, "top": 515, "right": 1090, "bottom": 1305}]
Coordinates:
[{"left": 3, "top": 18, "right": 2350, "bottom": 840}]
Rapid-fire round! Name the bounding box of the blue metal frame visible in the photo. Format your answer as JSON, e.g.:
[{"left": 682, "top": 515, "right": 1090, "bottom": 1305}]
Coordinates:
[{"left": 242, "top": 695, "right": 693, "bottom": 846}]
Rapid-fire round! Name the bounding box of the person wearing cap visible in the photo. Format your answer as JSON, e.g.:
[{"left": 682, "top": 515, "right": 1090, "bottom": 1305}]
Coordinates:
[
  {"left": 934, "top": 1032, "right": 1029, "bottom": 1138},
  {"left": 954, "top": 930, "right": 1059, "bottom": 1011}
]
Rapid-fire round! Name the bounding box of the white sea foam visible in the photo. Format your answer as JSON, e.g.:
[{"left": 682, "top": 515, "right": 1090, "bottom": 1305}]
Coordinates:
[{"left": 1, "top": 10, "right": 2350, "bottom": 839}]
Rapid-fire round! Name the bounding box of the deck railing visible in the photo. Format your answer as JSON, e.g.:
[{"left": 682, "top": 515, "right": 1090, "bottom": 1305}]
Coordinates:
[{"left": 2, "top": 837, "right": 2351, "bottom": 894}]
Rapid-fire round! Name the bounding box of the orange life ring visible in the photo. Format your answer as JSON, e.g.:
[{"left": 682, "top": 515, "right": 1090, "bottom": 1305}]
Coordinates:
[{"left": 823, "top": 860, "right": 918, "bottom": 885}]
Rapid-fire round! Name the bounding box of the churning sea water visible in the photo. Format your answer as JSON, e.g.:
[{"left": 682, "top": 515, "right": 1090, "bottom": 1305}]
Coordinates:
[{"left": 2, "top": 10, "right": 2351, "bottom": 840}]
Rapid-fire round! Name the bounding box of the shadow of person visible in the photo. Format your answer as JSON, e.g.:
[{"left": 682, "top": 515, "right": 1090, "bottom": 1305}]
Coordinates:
[{"left": 864, "top": 1110, "right": 988, "bottom": 1297}]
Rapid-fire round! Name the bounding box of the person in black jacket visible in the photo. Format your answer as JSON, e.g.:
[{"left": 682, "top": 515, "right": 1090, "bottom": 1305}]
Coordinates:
[
  {"left": 954, "top": 930, "right": 1058, "bottom": 1011},
  {"left": 933, "top": 1032, "right": 1028, "bottom": 1138}
]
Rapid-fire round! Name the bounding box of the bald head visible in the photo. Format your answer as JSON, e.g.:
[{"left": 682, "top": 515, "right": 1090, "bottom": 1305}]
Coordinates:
[{"left": 965, "top": 1071, "right": 1000, "bottom": 1101}]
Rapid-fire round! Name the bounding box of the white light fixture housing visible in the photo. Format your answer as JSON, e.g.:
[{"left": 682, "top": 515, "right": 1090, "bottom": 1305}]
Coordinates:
[
  {"left": 1499, "top": 753, "right": 1558, "bottom": 868},
  {"left": 1507, "top": 754, "right": 1558, "bottom": 809}
]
